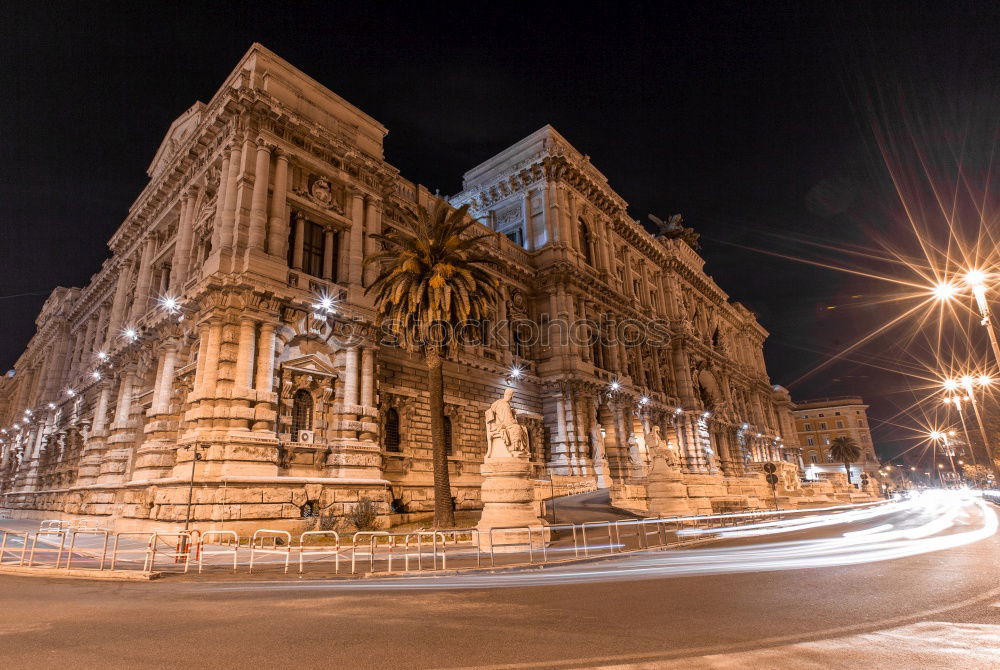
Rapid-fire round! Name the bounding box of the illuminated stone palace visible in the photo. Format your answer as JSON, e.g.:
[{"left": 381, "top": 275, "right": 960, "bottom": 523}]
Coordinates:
[{"left": 0, "top": 44, "right": 821, "bottom": 531}]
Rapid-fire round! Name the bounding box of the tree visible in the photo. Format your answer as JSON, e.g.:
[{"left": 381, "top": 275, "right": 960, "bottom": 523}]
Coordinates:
[
  {"left": 365, "top": 201, "right": 498, "bottom": 527},
  {"left": 829, "top": 436, "right": 862, "bottom": 485},
  {"left": 962, "top": 463, "right": 990, "bottom": 488}
]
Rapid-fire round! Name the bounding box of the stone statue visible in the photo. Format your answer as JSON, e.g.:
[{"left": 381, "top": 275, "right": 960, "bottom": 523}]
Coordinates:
[
  {"left": 648, "top": 213, "right": 701, "bottom": 250},
  {"left": 485, "top": 388, "right": 530, "bottom": 460},
  {"left": 650, "top": 426, "right": 682, "bottom": 468}
]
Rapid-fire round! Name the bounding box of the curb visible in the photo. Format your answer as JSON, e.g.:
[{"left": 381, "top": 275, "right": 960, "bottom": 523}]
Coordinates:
[{"left": 0, "top": 566, "right": 162, "bottom": 581}]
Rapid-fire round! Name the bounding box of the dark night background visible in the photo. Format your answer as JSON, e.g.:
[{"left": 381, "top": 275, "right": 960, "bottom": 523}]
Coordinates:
[{"left": 1, "top": 2, "right": 998, "bottom": 464}]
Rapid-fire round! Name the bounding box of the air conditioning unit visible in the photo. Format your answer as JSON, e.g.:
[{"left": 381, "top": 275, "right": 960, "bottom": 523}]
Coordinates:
[{"left": 297, "top": 430, "right": 315, "bottom": 444}]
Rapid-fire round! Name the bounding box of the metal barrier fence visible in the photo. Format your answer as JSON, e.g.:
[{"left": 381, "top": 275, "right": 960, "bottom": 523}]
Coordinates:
[{"left": 0, "top": 500, "right": 891, "bottom": 577}]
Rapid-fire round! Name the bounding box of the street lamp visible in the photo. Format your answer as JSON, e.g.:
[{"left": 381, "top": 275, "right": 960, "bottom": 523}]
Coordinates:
[
  {"left": 943, "top": 395, "right": 977, "bottom": 466},
  {"left": 963, "top": 269, "right": 1000, "bottom": 367},
  {"left": 929, "top": 431, "right": 958, "bottom": 487},
  {"left": 958, "top": 375, "right": 995, "bottom": 471}
]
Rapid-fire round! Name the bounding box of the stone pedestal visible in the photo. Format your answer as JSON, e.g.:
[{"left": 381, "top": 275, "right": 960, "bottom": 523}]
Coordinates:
[
  {"left": 646, "top": 452, "right": 691, "bottom": 517},
  {"left": 476, "top": 458, "right": 548, "bottom": 552}
]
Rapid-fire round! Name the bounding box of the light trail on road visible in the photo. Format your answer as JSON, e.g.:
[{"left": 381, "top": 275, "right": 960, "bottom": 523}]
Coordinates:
[{"left": 205, "top": 491, "right": 997, "bottom": 592}]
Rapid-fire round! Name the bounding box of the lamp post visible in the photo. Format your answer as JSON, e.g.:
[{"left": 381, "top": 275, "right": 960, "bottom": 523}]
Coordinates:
[
  {"left": 960, "top": 375, "right": 995, "bottom": 471},
  {"left": 944, "top": 376, "right": 995, "bottom": 475},
  {"left": 929, "top": 431, "right": 958, "bottom": 488},
  {"left": 943, "top": 396, "right": 977, "bottom": 466},
  {"left": 964, "top": 270, "right": 1000, "bottom": 368}
]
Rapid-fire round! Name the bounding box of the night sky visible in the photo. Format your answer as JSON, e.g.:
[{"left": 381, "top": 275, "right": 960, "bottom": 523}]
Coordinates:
[{"left": 2, "top": 2, "right": 998, "bottom": 462}]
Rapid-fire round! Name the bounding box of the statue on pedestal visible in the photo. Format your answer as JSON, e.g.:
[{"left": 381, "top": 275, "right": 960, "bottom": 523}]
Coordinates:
[
  {"left": 645, "top": 425, "right": 691, "bottom": 517},
  {"left": 485, "top": 388, "right": 530, "bottom": 460},
  {"left": 477, "top": 387, "right": 547, "bottom": 550}
]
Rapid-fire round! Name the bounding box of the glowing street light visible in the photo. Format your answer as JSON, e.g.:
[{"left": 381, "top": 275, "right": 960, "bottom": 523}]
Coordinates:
[
  {"left": 932, "top": 281, "right": 958, "bottom": 301},
  {"left": 608, "top": 380, "right": 621, "bottom": 392},
  {"left": 508, "top": 365, "right": 524, "bottom": 380},
  {"left": 158, "top": 296, "right": 180, "bottom": 313},
  {"left": 122, "top": 327, "right": 138, "bottom": 342},
  {"left": 928, "top": 430, "right": 958, "bottom": 486}
]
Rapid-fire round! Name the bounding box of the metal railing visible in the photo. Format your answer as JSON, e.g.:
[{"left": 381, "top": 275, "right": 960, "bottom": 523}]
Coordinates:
[{"left": 0, "top": 500, "right": 891, "bottom": 577}]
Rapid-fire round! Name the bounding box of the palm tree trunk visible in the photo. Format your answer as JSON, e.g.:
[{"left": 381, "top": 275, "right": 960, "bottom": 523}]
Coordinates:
[
  {"left": 425, "top": 346, "right": 455, "bottom": 528},
  {"left": 844, "top": 461, "right": 851, "bottom": 485}
]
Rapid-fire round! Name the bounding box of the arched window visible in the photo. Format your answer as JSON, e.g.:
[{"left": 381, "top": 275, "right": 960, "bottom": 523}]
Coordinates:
[
  {"left": 443, "top": 415, "right": 454, "bottom": 456},
  {"left": 578, "top": 219, "right": 593, "bottom": 265},
  {"left": 385, "top": 408, "right": 401, "bottom": 452},
  {"left": 292, "top": 389, "right": 313, "bottom": 435}
]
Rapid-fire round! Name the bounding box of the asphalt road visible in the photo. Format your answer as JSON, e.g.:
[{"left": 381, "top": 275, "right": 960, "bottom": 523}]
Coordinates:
[{"left": 1, "top": 493, "right": 998, "bottom": 669}]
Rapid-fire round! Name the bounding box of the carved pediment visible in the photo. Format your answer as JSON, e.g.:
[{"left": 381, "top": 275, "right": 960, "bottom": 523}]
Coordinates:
[
  {"left": 147, "top": 103, "right": 205, "bottom": 179},
  {"left": 282, "top": 354, "right": 338, "bottom": 379}
]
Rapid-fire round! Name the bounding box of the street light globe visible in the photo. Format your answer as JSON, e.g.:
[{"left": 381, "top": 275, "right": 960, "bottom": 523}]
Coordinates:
[
  {"left": 929, "top": 430, "right": 943, "bottom": 440},
  {"left": 965, "top": 269, "right": 986, "bottom": 288},
  {"left": 961, "top": 375, "right": 974, "bottom": 387},
  {"left": 977, "top": 375, "right": 992, "bottom": 387},
  {"left": 933, "top": 282, "right": 957, "bottom": 300},
  {"left": 943, "top": 379, "right": 959, "bottom": 391}
]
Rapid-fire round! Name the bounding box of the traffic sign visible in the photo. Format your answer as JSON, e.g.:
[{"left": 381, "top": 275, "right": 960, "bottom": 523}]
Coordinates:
[
  {"left": 765, "top": 473, "right": 779, "bottom": 486},
  {"left": 763, "top": 463, "right": 777, "bottom": 474}
]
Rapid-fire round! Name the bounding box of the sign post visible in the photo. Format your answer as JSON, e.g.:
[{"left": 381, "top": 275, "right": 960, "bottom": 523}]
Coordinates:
[{"left": 763, "top": 462, "right": 779, "bottom": 511}]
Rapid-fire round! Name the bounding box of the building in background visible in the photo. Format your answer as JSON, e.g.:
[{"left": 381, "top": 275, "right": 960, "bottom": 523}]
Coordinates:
[{"left": 793, "top": 396, "right": 879, "bottom": 480}]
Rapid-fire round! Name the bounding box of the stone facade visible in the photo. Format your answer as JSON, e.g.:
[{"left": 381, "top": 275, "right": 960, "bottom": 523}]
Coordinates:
[
  {"left": 793, "top": 396, "right": 880, "bottom": 478},
  {"left": 0, "top": 44, "right": 817, "bottom": 532}
]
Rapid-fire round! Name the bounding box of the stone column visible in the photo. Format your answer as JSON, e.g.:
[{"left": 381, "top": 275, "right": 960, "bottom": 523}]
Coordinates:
[
  {"left": 220, "top": 140, "right": 242, "bottom": 251},
  {"left": 107, "top": 260, "right": 133, "bottom": 339},
  {"left": 360, "top": 347, "right": 374, "bottom": 407},
  {"left": 291, "top": 212, "right": 305, "bottom": 270},
  {"left": 94, "top": 303, "right": 110, "bottom": 355},
  {"left": 349, "top": 194, "right": 365, "bottom": 286},
  {"left": 112, "top": 371, "right": 136, "bottom": 430},
  {"left": 248, "top": 140, "right": 271, "bottom": 251},
  {"left": 170, "top": 189, "right": 197, "bottom": 293},
  {"left": 234, "top": 318, "right": 257, "bottom": 391},
  {"left": 152, "top": 343, "right": 178, "bottom": 415},
  {"left": 91, "top": 384, "right": 112, "bottom": 434},
  {"left": 322, "top": 228, "right": 335, "bottom": 280},
  {"left": 254, "top": 323, "right": 276, "bottom": 392},
  {"left": 197, "top": 319, "right": 224, "bottom": 398},
  {"left": 344, "top": 346, "right": 360, "bottom": 407},
  {"left": 129, "top": 238, "right": 156, "bottom": 323},
  {"left": 267, "top": 150, "right": 289, "bottom": 257},
  {"left": 363, "top": 199, "right": 380, "bottom": 286},
  {"left": 211, "top": 150, "right": 232, "bottom": 252},
  {"left": 522, "top": 190, "right": 536, "bottom": 249}
]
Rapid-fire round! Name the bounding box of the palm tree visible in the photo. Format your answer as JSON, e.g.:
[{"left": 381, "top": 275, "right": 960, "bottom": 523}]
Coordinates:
[
  {"left": 829, "top": 436, "right": 862, "bottom": 485},
  {"left": 365, "top": 200, "right": 499, "bottom": 527}
]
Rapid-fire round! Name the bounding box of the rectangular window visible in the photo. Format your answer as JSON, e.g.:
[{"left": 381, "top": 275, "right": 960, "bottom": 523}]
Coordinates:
[
  {"left": 836, "top": 421, "right": 844, "bottom": 428},
  {"left": 820, "top": 422, "right": 828, "bottom": 430},
  {"left": 302, "top": 221, "right": 325, "bottom": 278},
  {"left": 806, "top": 437, "right": 815, "bottom": 446},
  {"left": 804, "top": 423, "right": 812, "bottom": 431}
]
